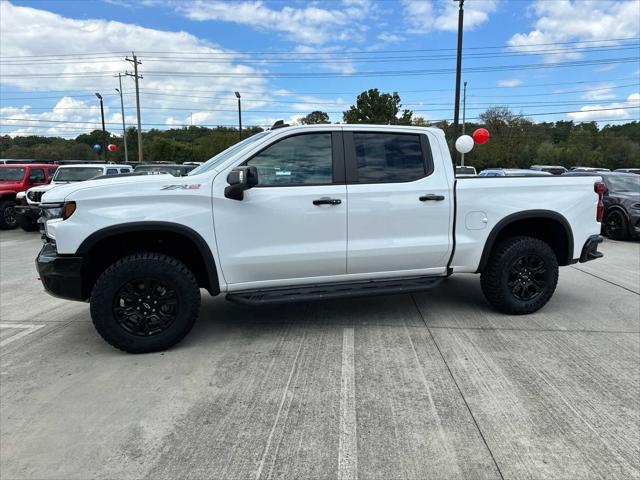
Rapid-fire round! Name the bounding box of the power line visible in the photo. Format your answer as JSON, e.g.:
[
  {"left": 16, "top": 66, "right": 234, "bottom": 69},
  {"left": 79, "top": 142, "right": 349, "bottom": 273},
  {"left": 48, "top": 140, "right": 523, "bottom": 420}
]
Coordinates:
[
  {"left": 132, "top": 37, "right": 640, "bottom": 56},
  {"left": 2, "top": 37, "right": 638, "bottom": 60},
  {"left": 2, "top": 56, "right": 637, "bottom": 79},
  {"left": 3, "top": 106, "right": 638, "bottom": 127},
  {"left": 11, "top": 98, "right": 638, "bottom": 113},
  {"left": 2, "top": 76, "right": 636, "bottom": 99},
  {"left": 3, "top": 45, "right": 638, "bottom": 66}
]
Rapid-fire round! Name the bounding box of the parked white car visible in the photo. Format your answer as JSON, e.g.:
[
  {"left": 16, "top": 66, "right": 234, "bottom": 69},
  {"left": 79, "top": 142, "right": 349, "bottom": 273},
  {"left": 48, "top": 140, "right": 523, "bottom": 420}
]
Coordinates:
[
  {"left": 36, "top": 124, "right": 604, "bottom": 353},
  {"left": 15, "top": 164, "right": 132, "bottom": 231}
]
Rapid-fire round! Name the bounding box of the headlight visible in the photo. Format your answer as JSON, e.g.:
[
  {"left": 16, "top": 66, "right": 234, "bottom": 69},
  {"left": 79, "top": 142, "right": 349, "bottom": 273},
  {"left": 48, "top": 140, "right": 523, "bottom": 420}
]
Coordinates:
[
  {"left": 41, "top": 201, "right": 76, "bottom": 220},
  {"left": 16, "top": 191, "right": 26, "bottom": 200},
  {"left": 631, "top": 203, "right": 640, "bottom": 211}
]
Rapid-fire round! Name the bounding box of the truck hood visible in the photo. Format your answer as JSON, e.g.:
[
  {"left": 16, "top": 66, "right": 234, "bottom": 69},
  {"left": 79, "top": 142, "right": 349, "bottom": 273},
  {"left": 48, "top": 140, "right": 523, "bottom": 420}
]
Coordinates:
[
  {"left": 28, "top": 183, "right": 57, "bottom": 194},
  {"left": 41, "top": 173, "right": 176, "bottom": 203}
]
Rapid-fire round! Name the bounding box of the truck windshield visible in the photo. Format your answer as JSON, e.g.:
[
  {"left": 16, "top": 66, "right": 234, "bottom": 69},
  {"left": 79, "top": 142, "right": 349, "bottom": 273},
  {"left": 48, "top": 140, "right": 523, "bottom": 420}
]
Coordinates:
[
  {"left": 53, "top": 167, "right": 104, "bottom": 182},
  {"left": 189, "top": 131, "right": 271, "bottom": 175},
  {"left": 0, "top": 167, "right": 26, "bottom": 181},
  {"left": 607, "top": 175, "right": 640, "bottom": 193}
]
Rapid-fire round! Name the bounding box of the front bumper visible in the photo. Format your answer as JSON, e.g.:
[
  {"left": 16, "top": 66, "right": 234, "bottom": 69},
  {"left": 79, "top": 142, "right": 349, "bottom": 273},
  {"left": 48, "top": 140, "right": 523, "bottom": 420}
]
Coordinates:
[
  {"left": 579, "top": 234, "right": 604, "bottom": 263},
  {"left": 15, "top": 204, "right": 40, "bottom": 219},
  {"left": 36, "top": 242, "right": 85, "bottom": 301}
]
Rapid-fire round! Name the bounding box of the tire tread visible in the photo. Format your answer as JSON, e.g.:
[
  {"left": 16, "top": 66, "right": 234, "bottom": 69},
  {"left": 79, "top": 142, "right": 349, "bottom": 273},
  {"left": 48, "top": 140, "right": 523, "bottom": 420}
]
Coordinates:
[
  {"left": 90, "top": 252, "right": 200, "bottom": 353},
  {"left": 480, "top": 236, "right": 559, "bottom": 315}
]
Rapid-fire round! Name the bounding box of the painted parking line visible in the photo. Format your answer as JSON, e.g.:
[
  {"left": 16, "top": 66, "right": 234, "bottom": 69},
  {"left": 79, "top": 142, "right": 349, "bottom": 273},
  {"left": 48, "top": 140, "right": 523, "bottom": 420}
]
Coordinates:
[
  {"left": 0, "top": 323, "right": 46, "bottom": 348},
  {"left": 338, "top": 327, "right": 357, "bottom": 480}
]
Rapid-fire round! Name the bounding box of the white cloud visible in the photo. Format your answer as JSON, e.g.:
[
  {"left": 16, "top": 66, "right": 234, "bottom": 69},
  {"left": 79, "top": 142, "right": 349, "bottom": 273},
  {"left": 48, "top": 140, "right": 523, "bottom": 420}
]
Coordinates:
[
  {"left": 567, "top": 93, "right": 640, "bottom": 121},
  {"left": 0, "top": 1, "right": 270, "bottom": 135},
  {"left": 377, "top": 32, "right": 403, "bottom": 44},
  {"left": 580, "top": 83, "right": 616, "bottom": 101},
  {"left": 497, "top": 79, "right": 522, "bottom": 88},
  {"left": 291, "top": 44, "right": 357, "bottom": 75},
  {"left": 402, "top": 0, "right": 498, "bottom": 34},
  {"left": 508, "top": 0, "right": 640, "bottom": 61},
  {"left": 179, "top": 0, "right": 372, "bottom": 46},
  {"left": 0, "top": 97, "right": 106, "bottom": 137}
]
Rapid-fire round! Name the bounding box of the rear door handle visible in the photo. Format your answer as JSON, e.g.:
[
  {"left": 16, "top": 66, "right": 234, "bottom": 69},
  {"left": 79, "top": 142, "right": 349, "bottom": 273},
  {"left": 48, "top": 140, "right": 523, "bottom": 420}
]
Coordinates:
[
  {"left": 419, "top": 194, "right": 445, "bottom": 202},
  {"left": 313, "top": 197, "right": 342, "bottom": 206}
]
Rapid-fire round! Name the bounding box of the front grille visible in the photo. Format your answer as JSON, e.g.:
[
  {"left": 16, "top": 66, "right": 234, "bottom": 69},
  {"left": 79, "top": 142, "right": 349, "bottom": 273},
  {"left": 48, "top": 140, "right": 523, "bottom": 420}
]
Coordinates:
[{"left": 27, "top": 190, "right": 44, "bottom": 203}]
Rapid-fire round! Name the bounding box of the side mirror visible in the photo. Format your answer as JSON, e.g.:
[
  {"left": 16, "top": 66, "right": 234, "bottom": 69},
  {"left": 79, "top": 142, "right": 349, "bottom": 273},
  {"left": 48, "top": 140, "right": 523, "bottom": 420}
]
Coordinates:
[{"left": 224, "top": 166, "right": 258, "bottom": 200}]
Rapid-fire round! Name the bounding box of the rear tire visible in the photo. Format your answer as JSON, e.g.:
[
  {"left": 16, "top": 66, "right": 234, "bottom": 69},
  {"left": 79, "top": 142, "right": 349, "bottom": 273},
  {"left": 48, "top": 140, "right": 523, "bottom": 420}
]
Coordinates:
[
  {"left": 0, "top": 200, "right": 18, "bottom": 230},
  {"left": 90, "top": 252, "right": 201, "bottom": 353},
  {"left": 604, "top": 210, "right": 629, "bottom": 240},
  {"left": 481, "top": 236, "right": 558, "bottom": 315}
]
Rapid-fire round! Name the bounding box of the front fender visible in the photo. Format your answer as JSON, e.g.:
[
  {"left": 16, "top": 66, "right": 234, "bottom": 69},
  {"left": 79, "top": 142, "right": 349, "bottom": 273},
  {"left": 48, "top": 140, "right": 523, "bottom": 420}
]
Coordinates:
[{"left": 0, "top": 190, "right": 18, "bottom": 199}]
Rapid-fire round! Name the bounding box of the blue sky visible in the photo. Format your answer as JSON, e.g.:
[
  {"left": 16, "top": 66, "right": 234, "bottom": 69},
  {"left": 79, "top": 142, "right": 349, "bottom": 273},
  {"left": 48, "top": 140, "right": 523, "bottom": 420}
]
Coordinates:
[{"left": 0, "top": 0, "right": 638, "bottom": 137}]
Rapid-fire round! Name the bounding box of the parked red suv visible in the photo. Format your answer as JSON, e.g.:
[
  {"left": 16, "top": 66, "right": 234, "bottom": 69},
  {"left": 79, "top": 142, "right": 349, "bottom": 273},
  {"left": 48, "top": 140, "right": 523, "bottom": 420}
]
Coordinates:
[{"left": 0, "top": 164, "right": 57, "bottom": 229}]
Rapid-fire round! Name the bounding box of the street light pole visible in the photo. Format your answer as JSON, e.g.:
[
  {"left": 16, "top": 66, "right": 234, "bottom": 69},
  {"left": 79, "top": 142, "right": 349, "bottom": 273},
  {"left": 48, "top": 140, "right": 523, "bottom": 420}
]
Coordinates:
[
  {"left": 461, "top": 80, "right": 467, "bottom": 166},
  {"left": 115, "top": 73, "right": 129, "bottom": 163},
  {"left": 235, "top": 91, "right": 242, "bottom": 141},
  {"left": 95, "top": 92, "right": 107, "bottom": 161},
  {"left": 452, "top": 0, "right": 465, "bottom": 164}
]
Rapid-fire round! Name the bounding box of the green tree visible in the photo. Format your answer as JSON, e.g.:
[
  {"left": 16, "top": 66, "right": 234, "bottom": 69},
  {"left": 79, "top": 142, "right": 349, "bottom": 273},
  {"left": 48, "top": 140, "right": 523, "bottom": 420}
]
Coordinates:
[
  {"left": 412, "top": 117, "right": 431, "bottom": 127},
  {"left": 300, "top": 111, "right": 330, "bottom": 125},
  {"left": 343, "top": 89, "right": 413, "bottom": 125}
]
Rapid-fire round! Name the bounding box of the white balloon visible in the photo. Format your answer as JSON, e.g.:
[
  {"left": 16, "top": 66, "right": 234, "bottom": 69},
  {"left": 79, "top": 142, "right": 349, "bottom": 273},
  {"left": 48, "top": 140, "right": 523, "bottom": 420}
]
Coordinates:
[{"left": 455, "top": 135, "right": 474, "bottom": 154}]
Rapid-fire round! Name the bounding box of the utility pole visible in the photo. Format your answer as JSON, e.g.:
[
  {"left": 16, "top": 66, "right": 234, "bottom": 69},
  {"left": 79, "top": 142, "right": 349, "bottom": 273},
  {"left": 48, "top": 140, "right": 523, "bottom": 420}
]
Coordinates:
[
  {"left": 235, "top": 91, "right": 242, "bottom": 140},
  {"left": 125, "top": 53, "right": 143, "bottom": 162},
  {"left": 461, "top": 80, "right": 467, "bottom": 166},
  {"left": 115, "top": 73, "right": 129, "bottom": 163},
  {"left": 95, "top": 92, "right": 107, "bottom": 161},
  {"left": 452, "top": 0, "right": 465, "bottom": 164}
]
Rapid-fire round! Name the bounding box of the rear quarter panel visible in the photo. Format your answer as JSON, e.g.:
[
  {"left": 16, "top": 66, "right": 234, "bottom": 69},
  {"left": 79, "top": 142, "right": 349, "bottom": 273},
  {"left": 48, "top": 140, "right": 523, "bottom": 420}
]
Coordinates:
[{"left": 452, "top": 176, "right": 601, "bottom": 272}]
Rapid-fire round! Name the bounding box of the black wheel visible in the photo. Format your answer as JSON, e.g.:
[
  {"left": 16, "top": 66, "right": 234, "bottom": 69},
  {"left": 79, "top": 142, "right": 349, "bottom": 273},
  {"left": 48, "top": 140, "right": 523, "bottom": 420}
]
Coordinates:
[
  {"left": 16, "top": 213, "right": 39, "bottom": 232},
  {"left": 90, "top": 253, "right": 200, "bottom": 353},
  {"left": 0, "top": 200, "right": 18, "bottom": 230},
  {"left": 604, "top": 210, "right": 629, "bottom": 240},
  {"left": 480, "top": 236, "right": 559, "bottom": 315}
]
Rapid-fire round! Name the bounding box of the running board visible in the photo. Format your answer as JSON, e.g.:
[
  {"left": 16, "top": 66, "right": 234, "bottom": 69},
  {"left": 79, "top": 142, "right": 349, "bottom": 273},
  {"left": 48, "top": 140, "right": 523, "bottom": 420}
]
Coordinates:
[{"left": 226, "top": 276, "right": 445, "bottom": 306}]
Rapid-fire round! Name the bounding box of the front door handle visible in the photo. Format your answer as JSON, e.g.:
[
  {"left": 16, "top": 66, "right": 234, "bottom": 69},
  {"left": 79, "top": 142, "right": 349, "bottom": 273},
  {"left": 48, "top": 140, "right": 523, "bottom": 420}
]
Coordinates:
[
  {"left": 313, "top": 198, "right": 342, "bottom": 206},
  {"left": 419, "top": 194, "right": 445, "bottom": 202}
]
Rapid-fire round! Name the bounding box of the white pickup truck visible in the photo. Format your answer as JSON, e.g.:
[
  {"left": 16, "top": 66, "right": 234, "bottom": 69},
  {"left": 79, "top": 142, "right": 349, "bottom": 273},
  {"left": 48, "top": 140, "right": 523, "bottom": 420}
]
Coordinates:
[{"left": 36, "top": 124, "right": 604, "bottom": 353}]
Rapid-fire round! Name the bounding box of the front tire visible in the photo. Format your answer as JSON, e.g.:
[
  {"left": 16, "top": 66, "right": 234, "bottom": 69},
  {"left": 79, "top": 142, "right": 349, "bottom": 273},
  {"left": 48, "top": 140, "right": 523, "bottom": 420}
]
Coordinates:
[
  {"left": 16, "top": 213, "right": 39, "bottom": 232},
  {"left": 0, "top": 200, "right": 18, "bottom": 230},
  {"left": 604, "top": 210, "right": 629, "bottom": 240},
  {"left": 481, "top": 236, "right": 559, "bottom": 315},
  {"left": 90, "top": 253, "right": 201, "bottom": 353}
]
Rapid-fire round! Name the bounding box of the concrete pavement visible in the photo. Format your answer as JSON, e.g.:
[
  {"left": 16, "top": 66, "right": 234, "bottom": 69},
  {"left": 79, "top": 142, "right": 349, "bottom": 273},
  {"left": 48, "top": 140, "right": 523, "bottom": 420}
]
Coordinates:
[{"left": 1, "top": 231, "right": 638, "bottom": 479}]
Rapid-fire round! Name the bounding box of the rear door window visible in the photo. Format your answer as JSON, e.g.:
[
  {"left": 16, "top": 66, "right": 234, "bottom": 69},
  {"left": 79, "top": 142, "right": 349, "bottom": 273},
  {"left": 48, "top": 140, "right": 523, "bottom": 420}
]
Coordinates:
[
  {"left": 29, "top": 168, "right": 45, "bottom": 183},
  {"left": 348, "top": 133, "right": 429, "bottom": 183}
]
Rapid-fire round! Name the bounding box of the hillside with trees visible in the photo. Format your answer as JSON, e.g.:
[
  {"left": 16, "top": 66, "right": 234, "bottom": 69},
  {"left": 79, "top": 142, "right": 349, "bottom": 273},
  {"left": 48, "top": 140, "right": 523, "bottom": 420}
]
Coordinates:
[{"left": 1, "top": 89, "right": 638, "bottom": 170}]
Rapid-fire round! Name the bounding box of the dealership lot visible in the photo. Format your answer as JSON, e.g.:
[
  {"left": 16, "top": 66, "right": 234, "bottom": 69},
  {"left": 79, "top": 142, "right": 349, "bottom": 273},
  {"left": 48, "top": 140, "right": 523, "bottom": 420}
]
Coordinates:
[{"left": 1, "top": 230, "right": 638, "bottom": 479}]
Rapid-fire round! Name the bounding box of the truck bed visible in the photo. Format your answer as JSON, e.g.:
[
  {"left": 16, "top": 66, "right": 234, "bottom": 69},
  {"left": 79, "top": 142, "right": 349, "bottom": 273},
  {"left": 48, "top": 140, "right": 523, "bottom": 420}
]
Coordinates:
[{"left": 451, "top": 175, "right": 602, "bottom": 272}]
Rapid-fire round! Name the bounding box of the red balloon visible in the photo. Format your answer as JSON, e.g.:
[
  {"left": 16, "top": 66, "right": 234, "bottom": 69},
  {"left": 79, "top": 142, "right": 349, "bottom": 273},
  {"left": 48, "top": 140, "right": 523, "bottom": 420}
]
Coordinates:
[
  {"left": 107, "top": 144, "right": 117, "bottom": 152},
  {"left": 472, "top": 128, "right": 490, "bottom": 145}
]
